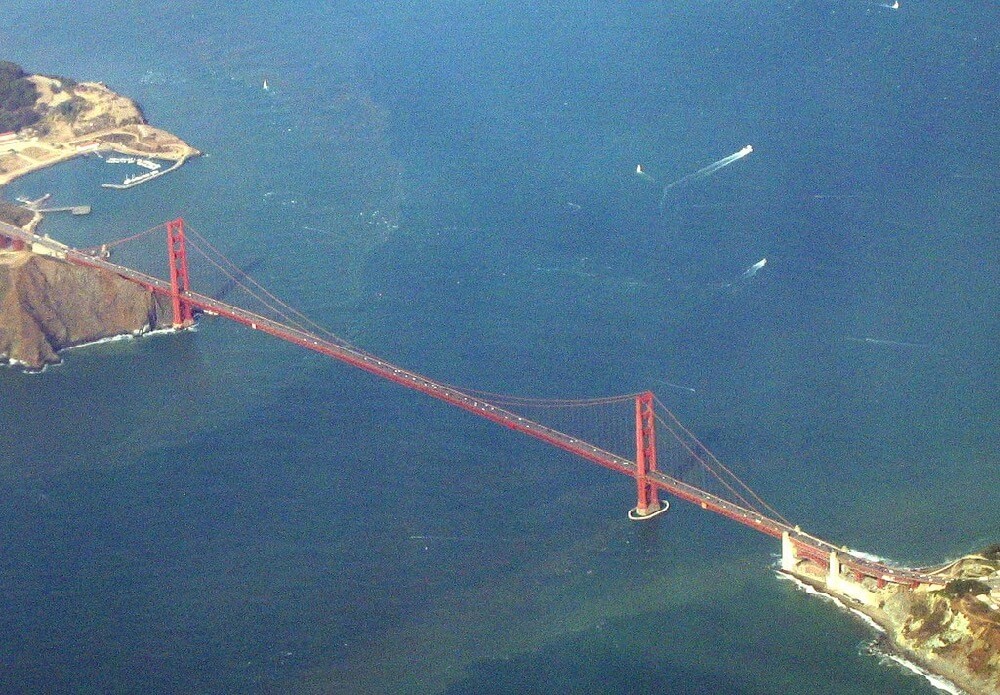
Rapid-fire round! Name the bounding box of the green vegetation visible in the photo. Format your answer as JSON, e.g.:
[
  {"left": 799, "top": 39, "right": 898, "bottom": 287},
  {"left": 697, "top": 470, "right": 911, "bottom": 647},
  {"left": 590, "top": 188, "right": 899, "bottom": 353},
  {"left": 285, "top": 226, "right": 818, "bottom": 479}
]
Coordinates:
[
  {"left": 47, "top": 74, "right": 77, "bottom": 94},
  {"left": 0, "top": 61, "right": 40, "bottom": 132},
  {"left": 941, "top": 579, "right": 991, "bottom": 598},
  {"left": 53, "top": 98, "right": 85, "bottom": 120},
  {"left": 982, "top": 544, "right": 1000, "bottom": 562},
  {"left": 0, "top": 200, "right": 34, "bottom": 227}
]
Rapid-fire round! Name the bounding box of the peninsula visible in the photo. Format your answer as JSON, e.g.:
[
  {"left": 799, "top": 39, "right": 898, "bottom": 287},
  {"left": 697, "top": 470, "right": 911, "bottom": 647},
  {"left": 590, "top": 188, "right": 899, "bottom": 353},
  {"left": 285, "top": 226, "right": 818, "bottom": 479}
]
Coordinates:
[
  {"left": 782, "top": 538, "right": 1000, "bottom": 695},
  {"left": 0, "top": 60, "right": 199, "bottom": 195},
  {"left": 0, "top": 61, "right": 197, "bottom": 367},
  {"left": 1, "top": 62, "right": 996, "bottom": 695}
]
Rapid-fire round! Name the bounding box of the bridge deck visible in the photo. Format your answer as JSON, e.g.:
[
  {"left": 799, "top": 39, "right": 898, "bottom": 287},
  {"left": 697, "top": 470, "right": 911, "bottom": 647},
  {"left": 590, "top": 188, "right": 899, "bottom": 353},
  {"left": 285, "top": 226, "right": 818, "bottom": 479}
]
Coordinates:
[{"left": 0, "top": 221, "right": 940, "bottom": 586}]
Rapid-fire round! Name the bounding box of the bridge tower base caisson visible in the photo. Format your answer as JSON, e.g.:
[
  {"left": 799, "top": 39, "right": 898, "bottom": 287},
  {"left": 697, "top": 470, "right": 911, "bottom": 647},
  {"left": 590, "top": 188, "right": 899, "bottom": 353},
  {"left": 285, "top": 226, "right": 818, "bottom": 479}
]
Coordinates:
[
  {"left": 628, "top": 391, "right": 669, "bottom": 520},
  {"left": 166, "top": 217, "right": 194, "bottom": 329}
]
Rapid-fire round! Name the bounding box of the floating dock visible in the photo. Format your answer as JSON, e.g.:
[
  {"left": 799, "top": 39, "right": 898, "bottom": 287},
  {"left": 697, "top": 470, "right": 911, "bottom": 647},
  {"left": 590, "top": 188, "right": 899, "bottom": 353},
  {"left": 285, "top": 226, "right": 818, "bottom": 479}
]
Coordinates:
[{"left": 101, "top": 156, "right": 185, "bottom": 190}]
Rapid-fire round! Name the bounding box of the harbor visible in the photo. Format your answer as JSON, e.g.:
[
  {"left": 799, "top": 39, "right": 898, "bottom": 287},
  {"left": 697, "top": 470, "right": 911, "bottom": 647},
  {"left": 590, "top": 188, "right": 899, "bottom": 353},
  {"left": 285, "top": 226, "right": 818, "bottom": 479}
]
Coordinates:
[
  {"left": 0, "top": 122, "right": 200, "bottom": 190},
  {"left": 105, "top": 155, "right": 162, "bottom": 170},
  {"left": 101, "top": 155, "right": 187, "bottom": 189}
]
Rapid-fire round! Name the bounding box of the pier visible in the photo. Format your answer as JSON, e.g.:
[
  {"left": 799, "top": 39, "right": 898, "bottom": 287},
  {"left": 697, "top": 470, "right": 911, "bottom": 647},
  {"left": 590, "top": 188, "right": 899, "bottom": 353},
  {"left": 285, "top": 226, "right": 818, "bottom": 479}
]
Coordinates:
[
  {"left": 35, "top": 205, "right": 92, "bottom": 215},
  {"left": 101, "top": 156, "right": 186, "bottom": 190},
  {"left": 14, "top": 194, "right": 91, "bottom": 216}
]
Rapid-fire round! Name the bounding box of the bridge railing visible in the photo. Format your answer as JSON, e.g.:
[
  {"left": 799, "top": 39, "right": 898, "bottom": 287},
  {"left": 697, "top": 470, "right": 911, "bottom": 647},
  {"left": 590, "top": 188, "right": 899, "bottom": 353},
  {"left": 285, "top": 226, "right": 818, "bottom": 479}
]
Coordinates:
[{"left": 5, "top": 221, "right": 942, "bottom": 587}]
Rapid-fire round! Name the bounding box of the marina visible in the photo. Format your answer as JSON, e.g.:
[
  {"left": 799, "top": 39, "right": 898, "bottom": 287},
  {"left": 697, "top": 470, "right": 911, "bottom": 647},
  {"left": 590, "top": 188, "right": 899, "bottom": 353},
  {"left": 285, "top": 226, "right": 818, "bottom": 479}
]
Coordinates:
[
  {"left": 106, "top": 156, "right": 162, "bottom": 170},
  {"left": 0, "top": 3, "right": 993, "bottom": 692},
  {"left": 101, "top": 156, "right": 186, "bottom": 189}
]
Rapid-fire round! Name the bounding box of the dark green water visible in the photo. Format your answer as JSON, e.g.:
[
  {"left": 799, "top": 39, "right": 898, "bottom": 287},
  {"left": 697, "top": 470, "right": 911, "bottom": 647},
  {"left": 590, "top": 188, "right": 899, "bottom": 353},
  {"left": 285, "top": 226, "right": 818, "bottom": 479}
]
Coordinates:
[{"left": 1, "top": 2, "right": 996, "bottom": 693}]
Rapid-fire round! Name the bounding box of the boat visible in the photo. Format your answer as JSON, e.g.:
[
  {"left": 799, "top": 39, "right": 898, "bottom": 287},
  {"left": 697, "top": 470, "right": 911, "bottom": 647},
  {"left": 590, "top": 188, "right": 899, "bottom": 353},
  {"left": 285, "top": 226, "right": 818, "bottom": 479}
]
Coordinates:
[{"left": 100, "top": 155, "right": 187, "bottom": 189}]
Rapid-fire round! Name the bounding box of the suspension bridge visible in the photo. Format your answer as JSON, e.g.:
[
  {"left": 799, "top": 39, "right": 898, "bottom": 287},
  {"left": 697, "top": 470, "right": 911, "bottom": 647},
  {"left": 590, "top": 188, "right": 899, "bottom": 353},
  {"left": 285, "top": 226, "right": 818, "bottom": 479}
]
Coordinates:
[{"left": 0, "top": 218, "right": 943, "bottom": 592}]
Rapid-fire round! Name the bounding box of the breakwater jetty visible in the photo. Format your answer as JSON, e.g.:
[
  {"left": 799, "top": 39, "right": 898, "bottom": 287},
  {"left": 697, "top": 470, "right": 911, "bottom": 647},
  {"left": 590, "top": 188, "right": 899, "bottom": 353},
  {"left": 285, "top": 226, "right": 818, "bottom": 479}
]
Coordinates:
[{"left": 101, "top": 156, "right": 186, "bottom": 190}]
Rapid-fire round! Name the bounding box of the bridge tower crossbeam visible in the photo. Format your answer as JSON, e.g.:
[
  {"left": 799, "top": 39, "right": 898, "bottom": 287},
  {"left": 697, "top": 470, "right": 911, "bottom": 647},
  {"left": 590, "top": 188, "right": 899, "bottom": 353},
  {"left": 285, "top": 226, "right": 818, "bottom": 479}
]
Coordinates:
[
  {"left": 166, "top": 217, "right": 194, "bottom": 328},
  {"left": 5, "top": 215, "right": 939, "bottom": 587},
  {"left": 630, "top": 391, "right": 665, "bottom": 519}
]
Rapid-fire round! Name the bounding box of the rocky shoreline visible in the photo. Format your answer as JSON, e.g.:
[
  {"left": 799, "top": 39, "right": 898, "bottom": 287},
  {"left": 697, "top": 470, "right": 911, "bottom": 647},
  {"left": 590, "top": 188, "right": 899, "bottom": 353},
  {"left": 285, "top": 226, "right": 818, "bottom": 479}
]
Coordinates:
[
  {"left": 785, "top": 548, "right": 1000, "bottom": 695},
  {"left": 0, "top": 249, "right": 174, "bottom": 369},
  {"left": 0, "top": 63, "right": 197, "bottom": 368},
  {"left": 0, "top": 68, "right": 199, "bottom": 188},
  {"left": 3, "top": 61, "right": 996, "bottom": 694}
]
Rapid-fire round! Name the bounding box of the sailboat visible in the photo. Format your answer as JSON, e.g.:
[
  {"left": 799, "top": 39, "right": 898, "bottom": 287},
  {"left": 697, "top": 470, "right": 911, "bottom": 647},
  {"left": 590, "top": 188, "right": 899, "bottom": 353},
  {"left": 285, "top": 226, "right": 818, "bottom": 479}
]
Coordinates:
[{"left": 262, "top": 78, "right": 269, "bottom": 90}]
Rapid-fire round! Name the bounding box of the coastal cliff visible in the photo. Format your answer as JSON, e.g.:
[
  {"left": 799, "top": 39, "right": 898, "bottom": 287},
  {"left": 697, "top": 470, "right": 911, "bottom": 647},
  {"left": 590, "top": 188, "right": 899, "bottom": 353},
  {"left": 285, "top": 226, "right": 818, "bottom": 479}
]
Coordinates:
[
  {"left": 786, "top": 546, "right": 1000, "bottom": 695},
  {"left": 0, "top": 61, "right": 199, "bottom": 187},
  {"left": 0, "top": 249, "right": 172, "bottom": 368},
  {"left": 878, "top": 552, "right": 1000, "bottom": 694},
  {"left": 0, "top": 60, "right": 197, "bottom": 368}
]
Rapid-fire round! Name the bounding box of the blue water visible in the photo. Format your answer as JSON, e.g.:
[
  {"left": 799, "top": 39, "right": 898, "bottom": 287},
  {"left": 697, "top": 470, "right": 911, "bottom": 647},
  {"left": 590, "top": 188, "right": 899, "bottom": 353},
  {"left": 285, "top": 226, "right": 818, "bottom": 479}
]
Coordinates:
[{"left": 1, "top": 2, "right": 997, "bottom": 693}]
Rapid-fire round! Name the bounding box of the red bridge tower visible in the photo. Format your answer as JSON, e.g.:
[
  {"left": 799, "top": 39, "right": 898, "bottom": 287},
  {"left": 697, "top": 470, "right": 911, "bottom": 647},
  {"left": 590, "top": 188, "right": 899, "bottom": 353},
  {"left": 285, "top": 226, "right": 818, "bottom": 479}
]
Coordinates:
[
  {"left": 630, "top": 391, "right": 666, "bottom": 519},
  {"left": 166, "top": 218, "right": 194, "bottom": 328}
]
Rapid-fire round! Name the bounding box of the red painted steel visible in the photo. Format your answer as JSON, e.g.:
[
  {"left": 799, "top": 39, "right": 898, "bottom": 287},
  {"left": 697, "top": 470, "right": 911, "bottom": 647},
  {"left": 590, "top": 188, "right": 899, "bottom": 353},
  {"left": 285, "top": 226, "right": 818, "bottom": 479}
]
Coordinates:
[
  {"left": 166, "top": 218, "right": 193, "bottom": 328},
  {"left": 634, "top": 392, "right": 660, "bottom": 515},
  {"left": 0, "top": 219, "right": 942, "bottom": 587}
]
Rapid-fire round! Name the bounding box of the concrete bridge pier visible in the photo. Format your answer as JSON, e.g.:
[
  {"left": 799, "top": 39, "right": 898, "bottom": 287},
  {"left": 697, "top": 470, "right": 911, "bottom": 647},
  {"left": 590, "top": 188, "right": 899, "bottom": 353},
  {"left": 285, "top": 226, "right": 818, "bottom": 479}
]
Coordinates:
[
  {"left": 827, "top": 550, "right": 877, "bottom": 606},
  {"left": 781, "top": 531, "right": 798, "bottom": 572}
]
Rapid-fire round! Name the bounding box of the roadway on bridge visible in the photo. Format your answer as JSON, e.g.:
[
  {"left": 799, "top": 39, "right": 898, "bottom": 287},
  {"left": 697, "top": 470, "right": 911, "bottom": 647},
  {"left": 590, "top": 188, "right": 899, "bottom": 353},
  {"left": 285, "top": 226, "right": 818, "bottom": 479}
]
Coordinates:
[{"left": 0, "top": 220, "right": 940, "bottom": 587}]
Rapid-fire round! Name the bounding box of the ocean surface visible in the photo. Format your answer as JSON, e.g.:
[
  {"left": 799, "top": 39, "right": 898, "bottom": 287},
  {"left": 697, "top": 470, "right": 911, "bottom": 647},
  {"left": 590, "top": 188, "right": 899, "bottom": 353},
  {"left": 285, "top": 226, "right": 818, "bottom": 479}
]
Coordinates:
[{"left": 1, "top": 2, "right": 997, "bottom": 693}]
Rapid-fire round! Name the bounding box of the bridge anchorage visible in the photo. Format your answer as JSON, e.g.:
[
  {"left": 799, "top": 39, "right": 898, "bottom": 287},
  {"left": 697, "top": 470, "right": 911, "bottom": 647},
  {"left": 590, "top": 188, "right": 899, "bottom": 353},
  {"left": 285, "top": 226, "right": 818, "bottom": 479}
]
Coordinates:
[{"left": 0, "top": 215, "right": 946, "bottom": 592}]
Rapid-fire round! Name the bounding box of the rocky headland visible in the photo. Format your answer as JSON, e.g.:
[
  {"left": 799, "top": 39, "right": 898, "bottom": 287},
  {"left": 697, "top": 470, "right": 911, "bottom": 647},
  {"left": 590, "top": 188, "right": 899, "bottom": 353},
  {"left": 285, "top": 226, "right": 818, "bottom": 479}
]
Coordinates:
[
  {"left": 881, "top": 552, "right": 1000, "bottom": 695},
  {"left": 0, "top": 248, "right": 173, "bottom": 368},
  {"left": 0, "top": 61, "right": 198, "bottom": 368},
  {"left": 786, "top": 546, "right": 1000, "bottom": 695},
  {"left": 0, "top": 61, "right": 199, "bottom": 187},
  {"left": 2, "top": 60, "right": 996, "bottom": 695}
]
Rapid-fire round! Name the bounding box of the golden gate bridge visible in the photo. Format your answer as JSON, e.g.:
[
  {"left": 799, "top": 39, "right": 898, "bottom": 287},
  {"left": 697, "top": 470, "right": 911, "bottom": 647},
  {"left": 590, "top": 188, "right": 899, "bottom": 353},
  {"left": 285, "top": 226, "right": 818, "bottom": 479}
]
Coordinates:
[{"left": 1, "top": 218, "right": 941, "bottom": 589}]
